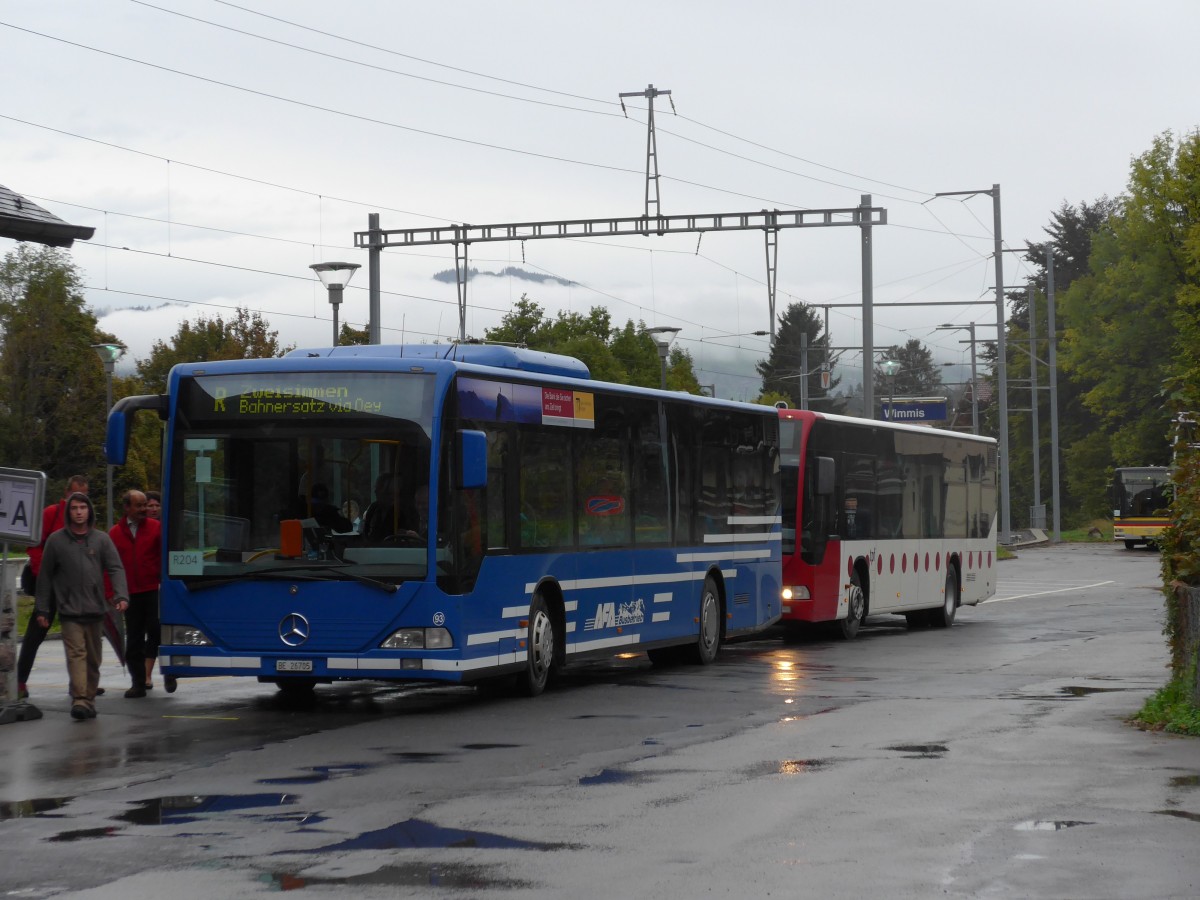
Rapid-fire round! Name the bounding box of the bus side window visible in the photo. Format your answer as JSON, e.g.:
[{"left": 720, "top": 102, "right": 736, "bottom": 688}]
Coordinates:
[{"left": 520, "top": 427, "right": 572, "bottom": 549}]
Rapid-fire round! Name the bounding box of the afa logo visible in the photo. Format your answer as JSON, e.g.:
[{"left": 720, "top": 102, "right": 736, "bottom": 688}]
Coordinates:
[
  {"left": 586, "top": 598, "right": 645, "bottom": 631},
  {"left": 585, "top": 495, "right": 625, "bottom": 516}
]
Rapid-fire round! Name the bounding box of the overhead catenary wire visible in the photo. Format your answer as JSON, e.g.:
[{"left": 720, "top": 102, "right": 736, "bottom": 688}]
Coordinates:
[{"left": 0, "top": 11, "right": 1022, "bottom": 374}]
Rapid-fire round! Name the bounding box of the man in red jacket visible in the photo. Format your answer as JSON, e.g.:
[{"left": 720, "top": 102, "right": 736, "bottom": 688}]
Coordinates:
[{"left": 109, "top": 489, "right": 161, "bottom": 699}]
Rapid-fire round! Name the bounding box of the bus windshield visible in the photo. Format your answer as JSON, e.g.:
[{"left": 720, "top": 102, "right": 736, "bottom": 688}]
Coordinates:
[
  {"left": 1115, "top": 468, "right": 1170, "bottom": 517},
  {"left": 167, "top": 371, "right": 437, "bottom": 584}
]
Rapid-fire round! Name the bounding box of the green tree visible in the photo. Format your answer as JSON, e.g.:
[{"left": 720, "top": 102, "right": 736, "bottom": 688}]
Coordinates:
[
  {"left": 1005, "top": 199, "right": 1120, "bottom": 524},
  {"left": 874, "top": 339, "right": 943, "bottom": 398},
  {"left": 484, "top": 294, "right": 699, "bottom": 391},
  {"left": 0, "top": 244, "right": 114, "bottom": 514},
  {"left": 339, "top": 322, "right": 369, "bottom": 345},
  {"left": 136, "top": 307, "right": 290, "bottom": 393},
  {"left": 1060, "top": 133, "right": 1199, "bottom": 473},
  {"left": 755, "top": 302, "right": 842, "bottom": 411}
]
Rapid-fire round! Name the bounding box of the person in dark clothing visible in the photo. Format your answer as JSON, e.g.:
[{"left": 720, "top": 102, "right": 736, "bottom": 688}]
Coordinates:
[
  {"left": 17, "top": 474, "right": 88, "bottom": 700},
  {"left": 305, "top": 483, "right": 353, "bottom": 532},
  {"left": 109, "top": 490, "right": 161, "bottom": 698},
  {"left": 34, "top": 493, "right": 128, "bottom": 720},
  {"left": 360, "top": 474, "right": 397, "bottom": 542}
]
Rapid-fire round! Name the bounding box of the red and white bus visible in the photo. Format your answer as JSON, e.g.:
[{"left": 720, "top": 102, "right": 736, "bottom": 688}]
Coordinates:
[{"left": 778, "top": 408, "right": 997, "bottom": 638}]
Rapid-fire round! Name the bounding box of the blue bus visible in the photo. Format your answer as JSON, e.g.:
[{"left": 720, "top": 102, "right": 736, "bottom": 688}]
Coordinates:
[{"left": 105, "top": 343, "right": 783, "bottom": 696}]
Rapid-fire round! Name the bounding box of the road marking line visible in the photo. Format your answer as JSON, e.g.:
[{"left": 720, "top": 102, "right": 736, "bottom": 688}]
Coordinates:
[{"left": 982, "top": 581, "right": 1114, "bottom": 604}]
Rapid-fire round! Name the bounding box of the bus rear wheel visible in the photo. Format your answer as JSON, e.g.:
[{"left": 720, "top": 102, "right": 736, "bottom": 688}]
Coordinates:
[
  {"left": 519, "top": 594, "right": 557, "bottom": 696},
  {"left": 929, "top": 568, "right": 958, "bottom": 629}
]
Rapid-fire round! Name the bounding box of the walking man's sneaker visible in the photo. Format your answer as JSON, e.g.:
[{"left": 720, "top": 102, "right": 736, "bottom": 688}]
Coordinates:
[
  {"left": 70, "top": 704, "right": 89, "bottom": 720},
  {"left": 124, "top": 685, "right": 147, "bottom": 699}
]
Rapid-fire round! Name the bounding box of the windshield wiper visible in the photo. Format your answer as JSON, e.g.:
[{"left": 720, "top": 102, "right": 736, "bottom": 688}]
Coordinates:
[{"left": 189, "top": 563, "right": 397, "bottom": 593}]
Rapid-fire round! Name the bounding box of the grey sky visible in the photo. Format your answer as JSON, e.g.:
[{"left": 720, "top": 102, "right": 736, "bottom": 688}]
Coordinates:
[{"left": 2, "top": 1, "right": 1196, "bottom": 398}]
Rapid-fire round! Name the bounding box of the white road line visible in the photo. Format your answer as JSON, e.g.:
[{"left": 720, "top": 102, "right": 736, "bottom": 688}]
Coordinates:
[{"left": 982, "top": 580, "right": 1115, "bottom": 604}]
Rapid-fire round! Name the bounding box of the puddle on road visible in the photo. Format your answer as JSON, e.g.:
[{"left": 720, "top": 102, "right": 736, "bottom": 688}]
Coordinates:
[
  {"left": 386, "top": 751, "right": 450, "bottom": 763},
  {"left": 886, "top": 744, "right": 948, "bottom": 758},
  {"left": 1060, "top": 685, "right": 1127, "bottom": 697},
  {"left": 1014, "top": 820, "right": 1093, "bottom": 831},
  {"left": 264, "top": 862, "right": 531, "bottom": 891},
  {"left": 999, "top": 690, "right": 1123, "bottom": 701},
  {"left": 48, "top": 826, "right": 120, "bottom": 842},
  {"left": 304, "top": 818, "right": 577, "bottom": 852},
  {"left": 259, "top": 764, "right": 370, "bottom": 785},
  {"left": 1154, "top": 809, "right": 1200, "bottom": 823},
  {"left": 114, "top": 793, "right": 297, "bottom": 825},
  {"left": 742, "top": 759, "right": 834, "bottom": 778},
  {"left": 571, "top": 713, "right": 641, "bottom": 720},
  {"left": 579, "top": 768, "right": 648, "bottom": 786},
  {"left": 0, "top": 797, "right": 73, "bottom": 820}
]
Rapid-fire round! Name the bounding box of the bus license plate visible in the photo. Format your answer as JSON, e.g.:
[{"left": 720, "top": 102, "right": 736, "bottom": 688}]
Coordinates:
[{"left": 276, "top": 659, "right": 313, "bottom": 673}]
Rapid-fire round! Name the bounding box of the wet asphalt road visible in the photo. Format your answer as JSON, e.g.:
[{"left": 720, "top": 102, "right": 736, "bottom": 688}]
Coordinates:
[{"left": 2, "top": 542, "right": 1197, "bottom": 899}]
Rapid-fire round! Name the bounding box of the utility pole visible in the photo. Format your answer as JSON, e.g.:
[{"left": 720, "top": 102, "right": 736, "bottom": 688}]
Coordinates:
[
  {"left": 1046, "top": 250, "right": 1062, "bottom": 542},
  {"left": 1028, "top": 285, "right": 1042, "bottom": 528},
  {"left": 935, "top": 322, "right": 979, "bottom": 434},
  {"left": 619, "top": 84, "right": 673, "bottom": 222},
  {"left": 366, "top": 213, "right": 382, "bottom": 344},
  {"left": 860, "top": 194, "right": 876, "bottom": 416},
  {"left": 799, "top": 332, "right": 810, "bottom": 410},
  {"left": 934, "top": 185, "right": 1010, "bottom": 544}
]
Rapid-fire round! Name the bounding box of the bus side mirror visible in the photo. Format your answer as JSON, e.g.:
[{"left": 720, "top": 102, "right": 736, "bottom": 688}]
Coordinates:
[
  {"left": 816, "top": 456, "right": 835, "bottom": 496},
  {"left": 458, "top": 429, "right": 487, "bottom": 489},
  {"left": 105, "top": 394, "right": 168, "bottom": 465}
]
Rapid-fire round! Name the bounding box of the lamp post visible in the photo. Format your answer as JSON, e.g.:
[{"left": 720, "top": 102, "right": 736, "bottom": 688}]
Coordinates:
[
  {"left": 881, "top": 359, "right": 901, "bottom": 422},
  {"left": 92, "top": 342, "right": 126, "bottom": 529},
  {"left": 310, "top": 262, "right": 361, "bottom": 345},
  {"left": 936, "top": 322, "right": 979, "bottom": 434},
  {"left": 647, "top": 326, "right": 681, "bottom": 390}
]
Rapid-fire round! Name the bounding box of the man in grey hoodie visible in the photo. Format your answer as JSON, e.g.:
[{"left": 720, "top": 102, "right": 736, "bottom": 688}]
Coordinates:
[{"left": 34, "top": 492, "right": 129, "bottom": 720}]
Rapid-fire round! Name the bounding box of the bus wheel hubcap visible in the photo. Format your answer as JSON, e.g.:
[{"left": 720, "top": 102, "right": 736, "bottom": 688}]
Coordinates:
[{"left": 531, "top": 611, "right": 552, "bottom": 675}]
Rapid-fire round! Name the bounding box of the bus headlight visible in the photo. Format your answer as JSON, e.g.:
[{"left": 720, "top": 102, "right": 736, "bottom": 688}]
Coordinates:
[
  {"left": 781, "top": 586, "right": 809, "bottom": 602},
  {"left": 381, "top": 627, "right": 453, "bottom": 650},
  {"left": 161, "top": 624, "right": 213, "bottom": 646}
]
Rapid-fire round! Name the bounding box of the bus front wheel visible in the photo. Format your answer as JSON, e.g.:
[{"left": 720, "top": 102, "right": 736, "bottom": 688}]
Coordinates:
[
  {"left": 929, "top": 568, "right": 958, "bottom": 629},
  {"left": 520, "top": 594, "right": 556, "bottom": 697},
  {"left": 836, "top": 570, "right": 865, "bottom": 640}
]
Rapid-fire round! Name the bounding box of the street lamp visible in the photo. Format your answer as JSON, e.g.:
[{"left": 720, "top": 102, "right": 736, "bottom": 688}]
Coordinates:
[
  {"left": 92, "top": 342, "right": 126, "bottom": 528},
  {"left": 310, "top": 262, "right": 361, "bottom": 345},
  {"left": 936, "top": 322, "right": 979, "bottom": 434},
  {"left": 881, "top": 358, "right": 901, "bottom": 422},
  {"left": 647, "top": 326, "right": 681, "bottom": 390}
]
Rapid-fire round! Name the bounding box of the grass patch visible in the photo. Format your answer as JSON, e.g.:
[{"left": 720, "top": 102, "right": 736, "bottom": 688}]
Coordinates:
[
  {"left": 1060, "top": 519, "right": 1113, "bottom": 543},
  {"left": 1133, "top": 677, "right": 1200, "bottom": 736},
  {"left": 16, "top": 594, "right": 60, "bottom": 637},
  {"left": 997, "top": 545, "right": 1017, "bottom": 561}
]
